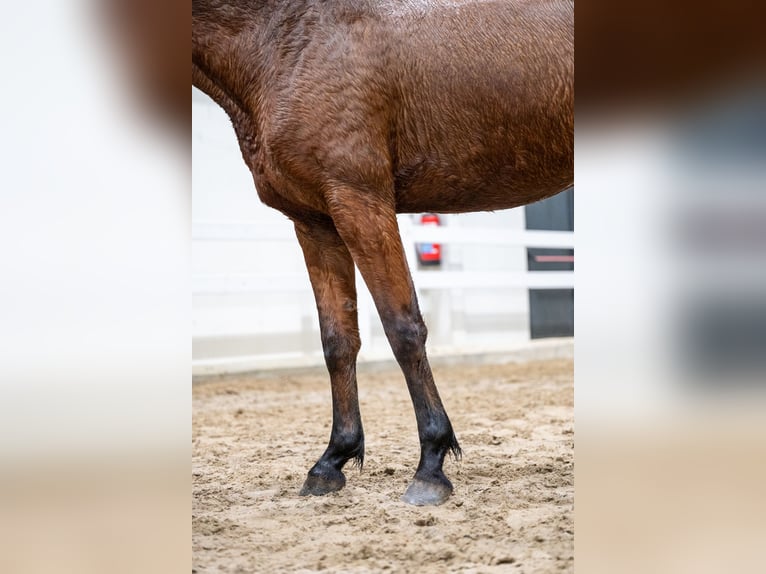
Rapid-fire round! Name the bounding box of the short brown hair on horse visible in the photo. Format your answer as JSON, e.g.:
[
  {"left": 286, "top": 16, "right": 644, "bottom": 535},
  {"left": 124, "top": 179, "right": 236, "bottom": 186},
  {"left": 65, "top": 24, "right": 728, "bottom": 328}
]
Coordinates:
[{"left": 193, "top": 0, "right": 573, "bottom": 505}]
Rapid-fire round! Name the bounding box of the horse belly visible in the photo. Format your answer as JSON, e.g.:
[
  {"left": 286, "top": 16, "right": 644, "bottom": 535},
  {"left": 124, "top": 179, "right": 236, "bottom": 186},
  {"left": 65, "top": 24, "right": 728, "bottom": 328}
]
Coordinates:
[
  {"left": 393, "top": 145, "right": 573, "bottom": 214},
  {"left": 385, "top": 3, "right": 573, "bottom": 214},
  {"left": 394, "top": 178, "right": 569, "bottom": 215}
]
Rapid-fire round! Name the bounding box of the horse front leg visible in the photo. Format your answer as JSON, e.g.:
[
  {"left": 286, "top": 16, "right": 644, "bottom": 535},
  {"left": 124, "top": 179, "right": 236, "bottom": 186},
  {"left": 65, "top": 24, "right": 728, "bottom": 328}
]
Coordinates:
[
  {"left": 327, "top": 191, "right": 461, "bottom": 506},
  {"left": 294, "top": 217, "right": 364, "bottom": 496}
]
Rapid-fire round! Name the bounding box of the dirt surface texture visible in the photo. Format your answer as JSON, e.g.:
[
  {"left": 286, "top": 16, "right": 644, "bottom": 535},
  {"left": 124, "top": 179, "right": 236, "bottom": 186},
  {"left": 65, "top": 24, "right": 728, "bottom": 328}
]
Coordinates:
[{"left": 193, "top": 359, "right": 573, "bottom": 573}]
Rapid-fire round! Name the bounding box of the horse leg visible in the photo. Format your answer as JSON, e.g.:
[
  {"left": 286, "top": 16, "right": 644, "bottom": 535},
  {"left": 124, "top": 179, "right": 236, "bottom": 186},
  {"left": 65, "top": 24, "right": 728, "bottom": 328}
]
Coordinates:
[
  {"left": 328, "top": 192, "right": 461, "bottom": 506},
  {"left": 294, "top": 217, "right": 364, "bottom": 496}
]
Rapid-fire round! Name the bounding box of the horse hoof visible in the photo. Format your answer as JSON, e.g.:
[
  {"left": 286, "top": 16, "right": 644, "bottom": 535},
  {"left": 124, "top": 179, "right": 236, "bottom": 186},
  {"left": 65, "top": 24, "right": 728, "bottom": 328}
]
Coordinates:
[
  {"left": 401, "top": 477, "right": 453, "bottom": 506},
  {"left": 299, "top": 469, "right": 346, "bottom": 496}
]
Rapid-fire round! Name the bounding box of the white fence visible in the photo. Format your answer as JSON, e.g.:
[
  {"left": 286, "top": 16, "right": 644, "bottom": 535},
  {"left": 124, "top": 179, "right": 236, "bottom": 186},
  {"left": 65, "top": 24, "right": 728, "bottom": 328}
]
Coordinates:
[{"left": 192, "top": 216, "right": 573, "bottom": 375}]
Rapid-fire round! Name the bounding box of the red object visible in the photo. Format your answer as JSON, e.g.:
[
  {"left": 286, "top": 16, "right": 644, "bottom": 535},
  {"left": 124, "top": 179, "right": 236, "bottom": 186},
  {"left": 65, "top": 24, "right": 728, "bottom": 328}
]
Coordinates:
[
  {"left": 417, "top": 213, "right": 442, "bottom": 265},
  {"left": 534, "top": 255, "right": 574, "bottom": 263}
]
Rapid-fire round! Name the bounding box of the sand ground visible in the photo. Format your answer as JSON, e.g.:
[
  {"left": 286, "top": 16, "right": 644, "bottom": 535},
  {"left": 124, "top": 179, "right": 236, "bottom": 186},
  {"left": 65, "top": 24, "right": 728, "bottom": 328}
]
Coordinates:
[{"left": 193, "top": 358, "right": 573, "bottom": 573}]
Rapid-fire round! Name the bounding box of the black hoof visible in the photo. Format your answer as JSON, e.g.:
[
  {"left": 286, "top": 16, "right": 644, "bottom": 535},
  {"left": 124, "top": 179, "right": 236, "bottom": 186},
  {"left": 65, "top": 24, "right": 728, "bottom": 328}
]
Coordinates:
[
  {"left": 299, "top": 468, "right": 346, "bottom": 496},
  {"left": 401, "top": 476, "right": 453, "bottom": 506}
]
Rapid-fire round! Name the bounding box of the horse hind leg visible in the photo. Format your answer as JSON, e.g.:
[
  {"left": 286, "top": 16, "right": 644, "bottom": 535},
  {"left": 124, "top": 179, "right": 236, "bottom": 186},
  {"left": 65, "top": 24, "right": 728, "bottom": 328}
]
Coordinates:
[
  {"left": 327, "top": 188, "right": 461, "bottom": 506},
  {"left": 294, "top": 217, "right": 364, "bottom": 496}
]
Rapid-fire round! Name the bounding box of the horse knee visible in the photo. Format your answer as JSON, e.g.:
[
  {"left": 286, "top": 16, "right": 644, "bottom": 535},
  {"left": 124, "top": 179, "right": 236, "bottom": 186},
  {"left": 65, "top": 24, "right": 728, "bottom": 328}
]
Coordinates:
[
  {"left": 388, "top": 316, "right": 427, "bottom": 362},
  {"left": 322, "top": 329, "right": 360, "bottom": 372}
]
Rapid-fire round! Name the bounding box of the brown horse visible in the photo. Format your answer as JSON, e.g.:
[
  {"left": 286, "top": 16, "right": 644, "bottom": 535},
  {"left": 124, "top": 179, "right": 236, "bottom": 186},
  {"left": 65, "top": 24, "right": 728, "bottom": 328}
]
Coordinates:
[{"left": 193, "top": 0, "right": 573, "bottom": 505}]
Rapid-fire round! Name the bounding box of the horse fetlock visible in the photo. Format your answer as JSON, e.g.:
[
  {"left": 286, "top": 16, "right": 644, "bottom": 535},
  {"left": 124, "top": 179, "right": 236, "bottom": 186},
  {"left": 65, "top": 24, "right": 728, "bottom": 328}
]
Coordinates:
[
  {"left": 444, "top": 429, "right": 462, "bottom": 460},
  {"left": 328, "top": 429, "right": 365, "bottom": 470},
  {"left": 421, "top": 418, "right": 461, "bottom": 458}
]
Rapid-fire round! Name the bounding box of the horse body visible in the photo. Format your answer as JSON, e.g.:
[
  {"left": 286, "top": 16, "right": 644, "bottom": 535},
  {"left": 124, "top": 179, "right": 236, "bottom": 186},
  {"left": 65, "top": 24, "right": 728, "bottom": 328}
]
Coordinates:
[{"left": 193, "top": 0, "right": 573, "bottom": 505}]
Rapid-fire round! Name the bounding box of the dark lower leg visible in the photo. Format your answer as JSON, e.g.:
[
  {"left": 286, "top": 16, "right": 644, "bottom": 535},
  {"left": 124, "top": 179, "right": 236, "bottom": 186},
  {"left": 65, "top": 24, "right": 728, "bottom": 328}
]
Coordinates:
[
  {"left": 300, "top": 353, "right": 364, "bottom": 495},
  {"left": 385, "top": 311, "right": 461, "bottom": 505},
  {"left": 327, "top": 192, "right": 460, "bottom": 504},
  {"left": 294, "top": 219, "right": 364, "bottom": 496}
]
